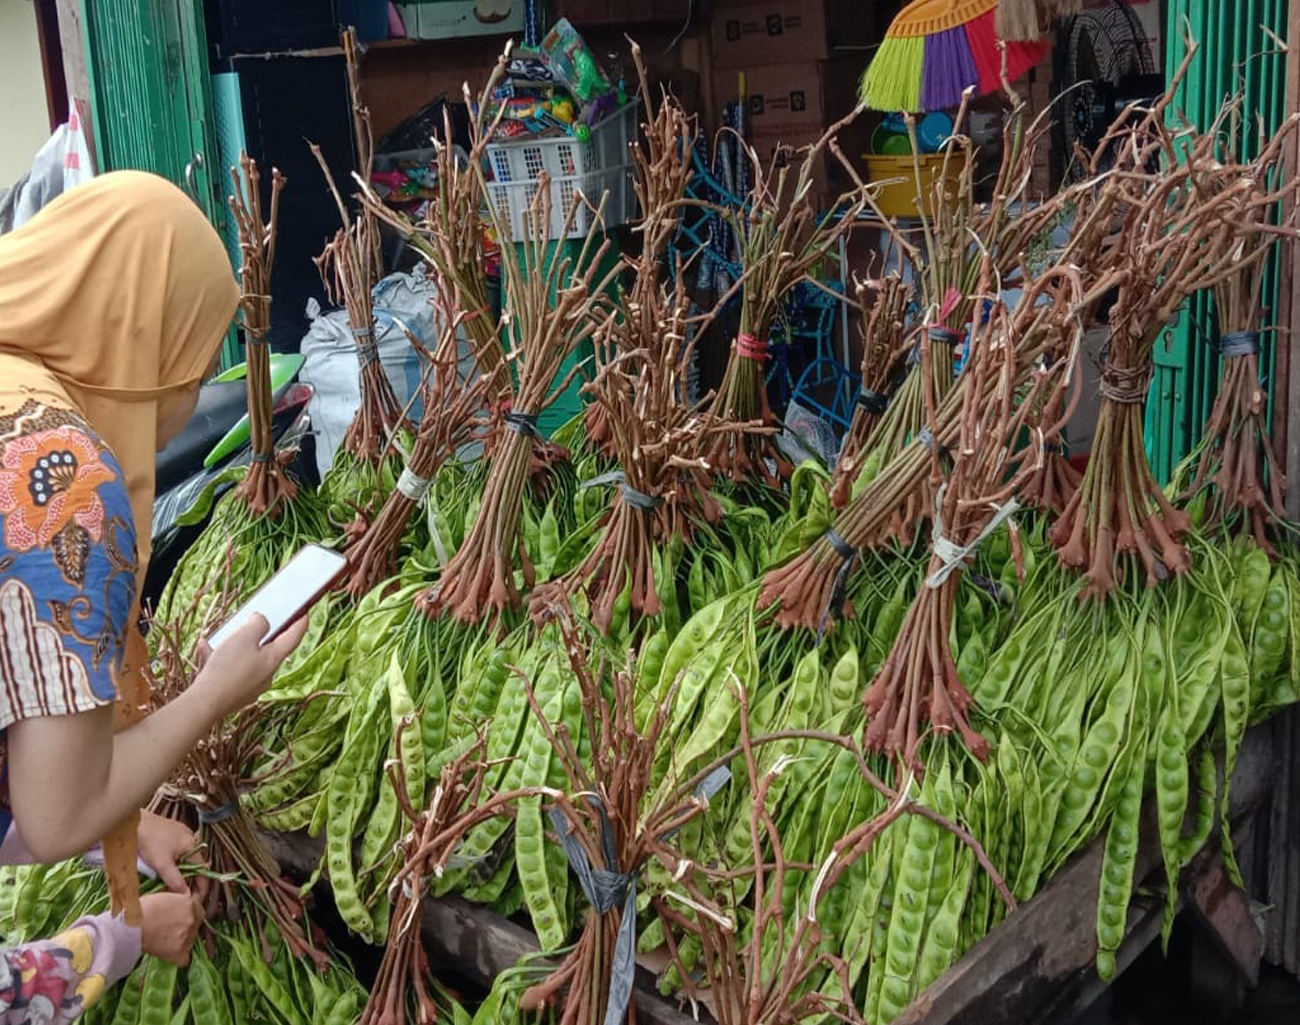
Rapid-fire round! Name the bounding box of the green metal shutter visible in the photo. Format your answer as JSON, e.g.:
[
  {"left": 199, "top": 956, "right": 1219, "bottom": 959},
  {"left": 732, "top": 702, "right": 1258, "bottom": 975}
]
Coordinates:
[
  {"left": 1148, "top": 0, "right": 1289, "bottom": 481},
  {"left": 81, "top": 0, "right": 241, "bottom": 368}
]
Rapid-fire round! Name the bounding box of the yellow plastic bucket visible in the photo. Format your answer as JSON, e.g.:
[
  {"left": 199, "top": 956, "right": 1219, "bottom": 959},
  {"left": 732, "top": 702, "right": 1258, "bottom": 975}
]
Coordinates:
[{"left": 863, "top": 153, "right": 960, "bottom": 219}]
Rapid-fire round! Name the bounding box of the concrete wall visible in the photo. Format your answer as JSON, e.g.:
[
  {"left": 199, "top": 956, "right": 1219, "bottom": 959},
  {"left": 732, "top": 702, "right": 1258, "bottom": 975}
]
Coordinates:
[{"left": 0, "top": 0, "right": 51, "bottom": 185}]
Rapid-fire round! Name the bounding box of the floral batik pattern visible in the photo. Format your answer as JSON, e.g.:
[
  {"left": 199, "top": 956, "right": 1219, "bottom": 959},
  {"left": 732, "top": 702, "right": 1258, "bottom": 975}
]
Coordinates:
[{"left": 0, "top": 400, "right": 137, "bottom": 839}]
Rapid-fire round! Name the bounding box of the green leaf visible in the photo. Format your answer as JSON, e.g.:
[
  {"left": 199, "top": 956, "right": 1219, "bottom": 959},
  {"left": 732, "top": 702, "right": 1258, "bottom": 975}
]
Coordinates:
[{"left": 174, "top": 465, "right": 248, "bottom": 527}]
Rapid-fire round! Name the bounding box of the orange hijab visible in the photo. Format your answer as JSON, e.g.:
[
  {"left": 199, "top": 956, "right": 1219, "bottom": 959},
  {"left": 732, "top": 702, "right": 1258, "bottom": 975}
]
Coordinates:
[
  {"left": 0, "top": 170, "right": 239, "bottom": 565},
  {"left": 0, "top": 171, "right": 238, "bottom": 922}
]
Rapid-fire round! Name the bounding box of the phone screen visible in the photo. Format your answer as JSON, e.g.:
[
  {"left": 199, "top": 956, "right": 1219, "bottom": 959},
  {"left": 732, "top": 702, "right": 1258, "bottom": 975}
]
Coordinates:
[{"left": 207, "top": 545, "right": 347, "bottom": 651}]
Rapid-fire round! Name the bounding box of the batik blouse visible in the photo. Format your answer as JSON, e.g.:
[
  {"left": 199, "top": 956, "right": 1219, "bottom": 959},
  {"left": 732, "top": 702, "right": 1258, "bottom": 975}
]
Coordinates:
[{"left": 0, "top": 398, "right": 144, "bottom": 1022}]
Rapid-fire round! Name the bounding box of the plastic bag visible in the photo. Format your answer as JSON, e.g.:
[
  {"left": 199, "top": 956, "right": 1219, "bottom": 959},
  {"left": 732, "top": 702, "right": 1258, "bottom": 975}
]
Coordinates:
[
  {"left": 2, "top": 112, "right": 95, "bottom": 233},
  {"left": 299, "top": 265, "right": 443, "bottom": 477},
  {"left": 779, "top": 400, "right": 840, "bottom": 470}
]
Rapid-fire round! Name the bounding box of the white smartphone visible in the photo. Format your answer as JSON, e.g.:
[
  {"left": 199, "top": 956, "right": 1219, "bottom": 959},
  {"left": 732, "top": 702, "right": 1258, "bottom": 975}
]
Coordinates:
[{"left": 206, "top": 544, "right": 348, "bottom": 651}]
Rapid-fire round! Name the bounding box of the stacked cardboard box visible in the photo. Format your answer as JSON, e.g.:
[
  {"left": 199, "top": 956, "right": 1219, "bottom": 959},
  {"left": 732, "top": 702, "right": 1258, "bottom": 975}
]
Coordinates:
[
  {"left": 710, "top": 1, "right": 874, "bottom": 205},
  {"left": 551, "top": 0, "right": 692, "bottom": 26},
  {"left": 711, "top": 0, "right": 858, "bottom": 67}
]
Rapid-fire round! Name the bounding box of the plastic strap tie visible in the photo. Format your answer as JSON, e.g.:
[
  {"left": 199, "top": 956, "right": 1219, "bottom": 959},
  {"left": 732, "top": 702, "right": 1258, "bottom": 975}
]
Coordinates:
[
  {"left": 937, "top": 286, "right": 963, "bottom": 323},
  {"left": 927, "top": 325, "right": 963, "bottom": 346},
  {"left": 824, "top": 527, "right": 854, "bottom": 561},
  {"left": 549, "top": 770, "right": 730, "bottom": 1025},
  {"left": 917, "top": 428, "right": 948, "bottom": 457},
  {"left": 620, "top": 482, "right": 663, "bottom": 511},
  {"left": 857, "top": 385, "right": 890, "bottom": 415},
  {"left": 351, "top": 325, "right": 374, "bottom": 339},
  {"left": 196, "top": 802, "right": 239, "bottom": 825},
  {"left": 657, "top": 767, "right": 731, "bottom": 842},
  {"left": 357, "top": 342, "right": 381, "bottom": 368},
  {"left": 504, "top": 411, "right": 539, "bottom": 438},
  {"left": 1219, "top": 331, "right": 1259, "bottom": 358},
  {"left": 442, "top": 849, "right": 491, "bottom": 872},
  {"left": 926, "top": 484, "right": 1021, "bottom": 589},
  {"left": 817, "top": 528, "right": 857, "bottom": 641},
  {"left": 735, "top": 332, "right": 768, "bottom": 362},
  {"left": 548, "top": 799, "right": 637, "bottom": 1025},
  {"left": 580, "top": 469, "right": 626, "bottom": 489},
  {"left": 579, "top": 469, "right": 662, "bottom": 510},
  {"left": 396, "top": 467, "right": 432, "bottom": 502},
  {"left": 250, "top": 452, "right": 273, "bottom": 464}
]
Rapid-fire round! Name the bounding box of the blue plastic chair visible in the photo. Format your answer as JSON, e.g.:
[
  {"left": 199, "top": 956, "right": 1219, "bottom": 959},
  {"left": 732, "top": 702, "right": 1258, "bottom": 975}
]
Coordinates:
[
  {"left": 672, "top": 143, "right": 745, "bottom": 301},
  {"left": 670, "top": 131, "right": 854, "bottom": 426},
  {"left": 791, "top": 357, "right": 860, "bottom": 436},
  {"left": 775, "top": 279, "right": 845, "bottom": 419}
]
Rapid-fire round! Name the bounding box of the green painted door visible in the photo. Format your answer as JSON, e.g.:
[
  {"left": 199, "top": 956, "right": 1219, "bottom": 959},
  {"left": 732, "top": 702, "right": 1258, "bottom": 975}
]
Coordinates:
[
  {"left": 1148, "top": 0, "right": 1288, "bottom": 482},
  {"left": 82, "top": 0, "right": 241, "bottom": 367}
]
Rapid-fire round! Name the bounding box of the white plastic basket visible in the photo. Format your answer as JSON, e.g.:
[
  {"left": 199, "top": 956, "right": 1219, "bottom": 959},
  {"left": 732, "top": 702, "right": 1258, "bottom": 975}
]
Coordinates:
[{"left": 484, "top": 101, "right": 639, "bottom": 241}]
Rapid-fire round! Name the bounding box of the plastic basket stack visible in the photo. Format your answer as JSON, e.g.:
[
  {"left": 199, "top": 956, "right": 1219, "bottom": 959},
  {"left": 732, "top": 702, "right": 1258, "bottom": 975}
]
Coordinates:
[{"left": 484, "top": 101, "right": 639, "bottom": 241}]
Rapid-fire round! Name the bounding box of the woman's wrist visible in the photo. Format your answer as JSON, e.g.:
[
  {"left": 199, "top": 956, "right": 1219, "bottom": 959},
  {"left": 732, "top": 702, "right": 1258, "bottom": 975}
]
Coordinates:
[{"left": 176, "top": 668, "right": 230, "bottom": 726}]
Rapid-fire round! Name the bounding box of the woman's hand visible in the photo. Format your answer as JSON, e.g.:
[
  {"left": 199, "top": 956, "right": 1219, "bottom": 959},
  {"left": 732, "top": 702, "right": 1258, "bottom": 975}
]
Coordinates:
[
  {"left": 6, "top": 616, "right": 307, "bottom": 864},
  {"left": 138, "top": 892, "right": 203, "bottom": 967},
  {"left": 192, "top": 614, "right": 309, "bottom": 720},
  {"left": 136, "top": 811, "right": 202, "bottom": 894}
]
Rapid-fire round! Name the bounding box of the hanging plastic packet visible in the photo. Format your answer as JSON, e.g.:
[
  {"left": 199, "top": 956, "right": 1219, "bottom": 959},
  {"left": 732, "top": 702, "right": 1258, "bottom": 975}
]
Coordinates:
[
  {"left": 539, "top": 18, "right": 612, "bottom": 104},
  {"left": 506, "top": 55, "right": 554, "bottom": 82}
]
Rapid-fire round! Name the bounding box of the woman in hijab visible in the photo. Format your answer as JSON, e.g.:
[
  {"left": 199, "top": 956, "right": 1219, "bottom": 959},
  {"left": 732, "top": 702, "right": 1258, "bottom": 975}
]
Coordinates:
[{"left": 0, "top": 171, "right": 306, "bottom": 1022}]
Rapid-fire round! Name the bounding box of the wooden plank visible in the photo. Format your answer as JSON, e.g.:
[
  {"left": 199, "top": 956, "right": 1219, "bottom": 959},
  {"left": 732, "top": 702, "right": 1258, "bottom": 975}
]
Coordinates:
[
  {"left": 418, "top": 896, "right": 538, "bottom": 987},
  {"left": 1186, "top": 859, "right": 1264, "bottom": 985},
  {"left": 1284, "top": 710, "right": 1300, "bottom": 975},
  {"left": 259, "top": 830, "right": 699, "bottom": 1025},
  {"left": 1040, "top": 822, "right": 1255, "bottom": 1024},
  {"left": 418, "top": 897, "right": 701, "bottom": 1025},
  {"left": 1263, "top": 706, "right": 1300, "bottom": 976},
  {"left": 893, "top": 819, "right": 1162, "bottom": 1025},
  {"left": 1030, "top": 886, "right": 1167, "bottom": 1025},
  {"left": 894, "top": 725, "right": 1275, "bottom": 1025}
]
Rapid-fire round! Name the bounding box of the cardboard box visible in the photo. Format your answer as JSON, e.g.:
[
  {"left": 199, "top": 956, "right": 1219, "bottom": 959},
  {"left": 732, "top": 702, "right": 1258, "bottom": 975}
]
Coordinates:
[
  {"left": 742, "top": 60, "right": 824, "bottom": 145},
  {"left": 552, "top": 0, "right": 693, "bottom": 24},
  {"left": 395, "top": 1, "right": 526, "bottom": 40},
  {"left": 741, "top": 58, "right": 861, "bottom": 150},
  {"left": 551, "top": 0, "right": 618, "bottom": 21},
  {"left": 711, "top": 1, "right": 871, "bottom": 69},
  {"left": 742, "top": 58, "right": 866, "bottom": 206},
  {"left": 653, "top": 0, "right": 693, "bottom": 21}
]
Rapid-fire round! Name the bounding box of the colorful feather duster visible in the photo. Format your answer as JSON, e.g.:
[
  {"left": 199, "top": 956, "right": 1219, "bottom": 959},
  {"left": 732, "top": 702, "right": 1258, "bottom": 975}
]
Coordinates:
[{"left": 861, "top": 0, "right": 1049, "bottom": 112}]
